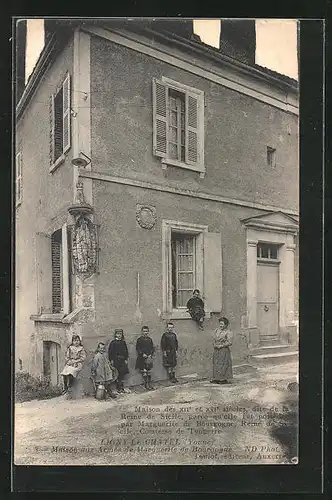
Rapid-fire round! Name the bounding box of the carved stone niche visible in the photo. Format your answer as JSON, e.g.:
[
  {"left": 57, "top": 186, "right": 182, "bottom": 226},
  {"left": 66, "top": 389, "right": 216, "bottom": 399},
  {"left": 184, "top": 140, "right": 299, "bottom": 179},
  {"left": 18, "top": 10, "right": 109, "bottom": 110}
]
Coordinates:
[{"left": 136, "top": 204, "right": 156, "bottom": 230}]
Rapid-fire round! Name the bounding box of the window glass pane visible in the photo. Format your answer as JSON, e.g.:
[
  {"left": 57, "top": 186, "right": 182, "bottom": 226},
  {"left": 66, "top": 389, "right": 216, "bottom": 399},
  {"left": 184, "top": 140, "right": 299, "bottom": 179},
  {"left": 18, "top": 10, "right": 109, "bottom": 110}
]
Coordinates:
[
  {"left": 169, "top": 97, "right": 177, "bottom": 110},
  {"left": 178, "top": 290, "right": 192, "bottom": 307},
  {"left": 270, "top": 246, "right": 278, "bottom": 259},
  {"left": 178, "top": 272, "right": 193, "bottom": 289},
  {"left": 170, "top": 111, "right": 177, "bottom": 127},
  {"left": 170, "top": 127, "right": 178, "bottom": 142},
  {"left": 178, "top": 255, "right": 193, "bottom": 271},
  {"left": 169, "top": 143, "right": 178, "bottom": 159}
]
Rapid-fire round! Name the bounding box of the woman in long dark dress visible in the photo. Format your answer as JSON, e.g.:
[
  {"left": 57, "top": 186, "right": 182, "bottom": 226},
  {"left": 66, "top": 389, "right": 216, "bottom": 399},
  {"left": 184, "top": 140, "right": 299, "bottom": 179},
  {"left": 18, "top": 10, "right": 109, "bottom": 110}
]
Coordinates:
[
  {"left": 160, "top": 321, "right": 179, "bottom": 383},
  {"left": 108, "top": 329, "right": 129, "bottom": 393},
  {"left": 211, "top": 317, "right": 233, "bottom": 384},
  {"left": 135, "top": 326, "right": 155, "bottom": 391}
]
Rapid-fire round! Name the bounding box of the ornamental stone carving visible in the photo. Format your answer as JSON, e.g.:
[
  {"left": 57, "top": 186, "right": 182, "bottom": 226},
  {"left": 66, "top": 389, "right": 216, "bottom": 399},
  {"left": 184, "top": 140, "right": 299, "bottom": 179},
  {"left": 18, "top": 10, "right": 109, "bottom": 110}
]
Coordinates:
[
  {"left": 71, "top": 215, "right": 98, "bottom": 278},
  {"left": 136, "top": 205, "right": 156, "bottom": 230}
]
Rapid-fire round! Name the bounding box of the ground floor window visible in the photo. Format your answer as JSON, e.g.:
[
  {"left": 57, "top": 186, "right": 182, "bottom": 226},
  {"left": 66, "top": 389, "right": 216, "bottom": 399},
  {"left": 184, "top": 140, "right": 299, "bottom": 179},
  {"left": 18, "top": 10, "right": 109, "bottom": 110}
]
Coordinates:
[
  {"left": 162, "top": 220, "right": 223, "bottom": 316},
  {"left": 171, "top": 232, "right": 196, "bottom": 308}
]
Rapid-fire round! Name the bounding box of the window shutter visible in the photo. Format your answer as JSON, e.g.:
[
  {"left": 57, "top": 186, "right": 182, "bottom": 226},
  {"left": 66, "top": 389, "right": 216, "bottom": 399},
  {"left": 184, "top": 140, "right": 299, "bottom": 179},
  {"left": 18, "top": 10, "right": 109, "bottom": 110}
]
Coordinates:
[
  {"left": 49, "top": 94, "right": 55, "bottom": 165},
  {"left": 62, "top": 73, "right": 71, "bottom": 154},
  {"left": 51, "top": 232, "right": 63, "bottom": 313},
  {"left": 35, "top": 233, "right": 53, "bottom": 314},
  {"left": 203, "top": 232, "right": 222, "bottom": 312},
  {"left": 152, "top": 78, "right": 168, "bottom": 157},
  {"left": 185, "top": 92, "right": 199, "bottom": 165}
]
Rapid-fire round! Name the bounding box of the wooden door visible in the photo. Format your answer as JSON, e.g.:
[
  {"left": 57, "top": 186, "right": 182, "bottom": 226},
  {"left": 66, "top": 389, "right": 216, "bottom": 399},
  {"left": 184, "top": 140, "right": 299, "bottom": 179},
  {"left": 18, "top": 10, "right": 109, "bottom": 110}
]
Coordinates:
[{"left": 257, "top": 262, "right": 279, "bottom": 343}]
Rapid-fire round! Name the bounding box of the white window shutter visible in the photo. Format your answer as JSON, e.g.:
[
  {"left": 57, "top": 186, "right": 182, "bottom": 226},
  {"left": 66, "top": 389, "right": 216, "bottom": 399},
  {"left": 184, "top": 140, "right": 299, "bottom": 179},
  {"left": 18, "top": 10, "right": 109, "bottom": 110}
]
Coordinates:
[
  {"left": 152, "top": 78, "right": 168, "bottom": 157},
  {"left": 35, "top": 233, "right": 53, "bottom": 314},
  {"left": 185, "top": 92, "right": 200, "bottom": 165},
  {"left": 62, "top": 73, "right": 71, "bottom": 154},
  {"left": 203, "top": 232, "right": 222, "bottom": 312},
  {"left": 49, "top": 94, "right": 55, "bottom": 165}
]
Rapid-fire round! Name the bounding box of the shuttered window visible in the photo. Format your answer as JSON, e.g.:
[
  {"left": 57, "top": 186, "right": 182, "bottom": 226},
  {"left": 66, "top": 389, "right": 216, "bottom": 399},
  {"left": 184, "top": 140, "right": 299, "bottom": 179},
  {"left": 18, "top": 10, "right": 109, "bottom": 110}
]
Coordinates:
[
  {"left": 152, "top": 78, "right": 204, "bottom": 173},
  {"left": 51, "top": 229, "right": 63, "bottom": 313},
  {"left": 15, "top": 152, "right": 23, "bottom": 206},
  {"left": 50, "top": 73, "right": 71, "bottom": 166}
]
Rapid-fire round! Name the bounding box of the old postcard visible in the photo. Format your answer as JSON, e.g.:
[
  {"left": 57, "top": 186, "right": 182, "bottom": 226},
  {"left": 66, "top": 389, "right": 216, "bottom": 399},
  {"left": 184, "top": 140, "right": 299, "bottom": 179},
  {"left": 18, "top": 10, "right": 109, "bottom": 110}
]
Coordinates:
[{"left": 14, "top": 17, "right": 299, "bottom": 467}]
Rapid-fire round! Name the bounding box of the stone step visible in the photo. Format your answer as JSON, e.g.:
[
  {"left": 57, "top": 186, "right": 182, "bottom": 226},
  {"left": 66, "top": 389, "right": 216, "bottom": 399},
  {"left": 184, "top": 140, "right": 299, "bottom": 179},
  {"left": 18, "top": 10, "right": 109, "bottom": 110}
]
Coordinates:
[
  {"left": 250, "top": 350, "right": 298, "bottom": 365},
  {"left": 251, "top": 344, "right": 297, "bottom": 356}
]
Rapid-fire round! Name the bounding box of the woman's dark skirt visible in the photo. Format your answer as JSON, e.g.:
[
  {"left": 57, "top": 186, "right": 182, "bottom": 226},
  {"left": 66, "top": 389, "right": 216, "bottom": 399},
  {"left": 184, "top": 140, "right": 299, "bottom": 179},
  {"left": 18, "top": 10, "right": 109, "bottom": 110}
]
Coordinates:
[
  {"left": 212, "top": 347, "right": 233, "bottom": 381},
  {"left": 162, "top": 350, "right": 177, "bottom": 368}
]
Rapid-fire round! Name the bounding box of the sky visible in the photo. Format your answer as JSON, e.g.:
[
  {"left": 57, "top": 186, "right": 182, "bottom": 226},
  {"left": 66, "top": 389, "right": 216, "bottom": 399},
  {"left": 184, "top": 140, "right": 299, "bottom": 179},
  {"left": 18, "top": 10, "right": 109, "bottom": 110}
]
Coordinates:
[{"left": 24, "top": 19, "right": 298, "bottom": 82}]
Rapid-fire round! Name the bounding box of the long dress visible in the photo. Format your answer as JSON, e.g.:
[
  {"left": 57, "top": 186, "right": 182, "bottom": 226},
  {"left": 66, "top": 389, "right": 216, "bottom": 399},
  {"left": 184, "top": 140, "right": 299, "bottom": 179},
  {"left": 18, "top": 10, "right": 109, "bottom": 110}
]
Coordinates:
[
  {"left": 160, "top": 331, "right": 178, "bottom": 368},
  {"left": 108, "top": 339, "right": 129, "bottom": 377},
  {"left": 212, "top": 328, "right": 233, "bottom": 382},
  {"left": 61, "top": 345, "right": 86, "bottom": 378},
  {"left": 135, "top": 335, "right": 154, "bottom": 371},
  {"left": 91, "top": 351, "right": 116, "bottom": 384}
]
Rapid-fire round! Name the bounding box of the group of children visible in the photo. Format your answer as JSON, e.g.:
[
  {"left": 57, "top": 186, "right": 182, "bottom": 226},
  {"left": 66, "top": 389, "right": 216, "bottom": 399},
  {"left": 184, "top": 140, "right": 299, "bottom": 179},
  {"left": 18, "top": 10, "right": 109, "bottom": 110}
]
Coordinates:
[{"left": 61, "top": 321, "right": 180, "bottom": 400}]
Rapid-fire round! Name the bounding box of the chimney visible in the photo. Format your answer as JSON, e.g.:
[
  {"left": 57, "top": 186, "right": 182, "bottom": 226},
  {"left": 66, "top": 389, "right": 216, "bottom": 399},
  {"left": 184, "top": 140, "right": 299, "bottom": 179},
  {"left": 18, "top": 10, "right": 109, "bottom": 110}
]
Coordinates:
[
  {"left": 15, "top": 19, "right": 27, "bottom": 105},
  {"left": 152, "top": 19, "right": 194, "bottom": 40},
  {"left": 219, "top": 20, "right": 256, "bottom": 65},
  {"left": 44, "top": 19, "right": 55, "bottom": 45}
]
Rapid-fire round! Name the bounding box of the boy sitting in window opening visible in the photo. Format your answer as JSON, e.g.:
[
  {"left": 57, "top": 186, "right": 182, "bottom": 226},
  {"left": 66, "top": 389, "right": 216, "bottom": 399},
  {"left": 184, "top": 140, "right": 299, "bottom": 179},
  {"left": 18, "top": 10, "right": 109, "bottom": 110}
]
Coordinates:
[{"left": 187, "top": 289, "right": 205, "bottom": 330}]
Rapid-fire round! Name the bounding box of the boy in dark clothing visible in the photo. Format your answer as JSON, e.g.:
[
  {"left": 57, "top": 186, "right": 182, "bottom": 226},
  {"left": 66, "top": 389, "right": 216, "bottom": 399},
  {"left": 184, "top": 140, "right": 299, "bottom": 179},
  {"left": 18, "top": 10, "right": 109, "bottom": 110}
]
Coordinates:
[
  {"left": 186, "top": 289, "right": 205, "bottom": 330},
  {"left": 161, "top": 321, "right": 179, "bottom": 383},
  {"left": 135, "top": 326, "right": 155, "bottom": 391},
  {"left": 108, "top": 329, "right": 129, "bottom": 394}
]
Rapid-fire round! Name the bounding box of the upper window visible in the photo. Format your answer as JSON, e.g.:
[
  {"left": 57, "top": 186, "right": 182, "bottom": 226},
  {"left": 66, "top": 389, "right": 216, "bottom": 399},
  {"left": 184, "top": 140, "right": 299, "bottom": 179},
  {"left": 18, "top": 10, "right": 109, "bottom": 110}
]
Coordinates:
[
  {"left": 15, "top": 152, "right": 23, "bottom": 206},
  {"left": 50, "top": 73, "right": 71, "bottom": 171},
  {"left": 152, "top": 77, "right": 205, "bottom": 175},
  {"left": 257, "top": 242, "right": 279, "bottom": 260}
]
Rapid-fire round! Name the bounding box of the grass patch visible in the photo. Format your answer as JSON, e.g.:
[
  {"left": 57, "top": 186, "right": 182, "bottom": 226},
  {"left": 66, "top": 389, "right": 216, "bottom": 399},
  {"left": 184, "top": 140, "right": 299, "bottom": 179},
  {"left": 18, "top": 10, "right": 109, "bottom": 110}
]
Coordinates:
[{"left": 15, "top": 371, "right": 63, "bottom": 403}]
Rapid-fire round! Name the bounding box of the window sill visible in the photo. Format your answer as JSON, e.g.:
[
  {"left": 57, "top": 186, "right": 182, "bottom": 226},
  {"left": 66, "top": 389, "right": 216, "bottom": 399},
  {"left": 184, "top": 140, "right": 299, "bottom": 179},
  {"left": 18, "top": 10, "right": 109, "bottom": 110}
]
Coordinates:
[
  {"left": 30, "top": 313, "right": 66, "bottom": 323},
  {"left": 49, "top": 153, "right": 66, "bottom": 174},
  {"left": 160, "top": 158, "right": 205, "bottom": 178},
  {"left": 162, "top": 309, "right": 212, "bottom": 320}
]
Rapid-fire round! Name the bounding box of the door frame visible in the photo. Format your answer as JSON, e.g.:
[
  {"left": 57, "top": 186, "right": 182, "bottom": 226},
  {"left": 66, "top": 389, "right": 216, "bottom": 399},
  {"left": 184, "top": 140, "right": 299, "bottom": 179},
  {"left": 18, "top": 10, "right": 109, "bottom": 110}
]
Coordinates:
[{"left": 242, "top": 212, "right": 298, "bottom": 332}]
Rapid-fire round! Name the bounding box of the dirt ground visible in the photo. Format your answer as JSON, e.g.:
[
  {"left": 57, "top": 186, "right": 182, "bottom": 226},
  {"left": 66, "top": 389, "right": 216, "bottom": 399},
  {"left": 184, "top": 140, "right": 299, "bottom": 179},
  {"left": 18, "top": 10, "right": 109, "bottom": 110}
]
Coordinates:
[{"left": 14, "top": 361, "right": 298, "bottom": 466}]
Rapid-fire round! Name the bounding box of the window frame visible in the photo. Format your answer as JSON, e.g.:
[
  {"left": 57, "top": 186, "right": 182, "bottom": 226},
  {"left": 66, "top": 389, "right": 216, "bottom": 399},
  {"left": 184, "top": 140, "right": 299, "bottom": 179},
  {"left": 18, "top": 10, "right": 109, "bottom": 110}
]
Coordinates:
[
  {"left": 162, "top": 220, "right": 208, "bottom": 319},
  {"left": 49, "top": 72, "right": 71, "bottom": 173},
  {"left": 15, "top": 151, "right": 23, "bottom": 207},
  {"left": 172, "top": 233, "right": 197, "bottom": 309},
  {"left": 153, "top": 76, "right": 205, "bottom": 177}
]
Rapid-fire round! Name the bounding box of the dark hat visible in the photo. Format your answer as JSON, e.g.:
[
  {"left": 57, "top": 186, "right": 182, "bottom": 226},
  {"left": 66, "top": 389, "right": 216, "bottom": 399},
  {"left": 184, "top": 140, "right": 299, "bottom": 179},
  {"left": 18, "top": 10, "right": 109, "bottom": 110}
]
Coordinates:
[{"left": 114, "top": 328, "right": 124, "bottom": 334}]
